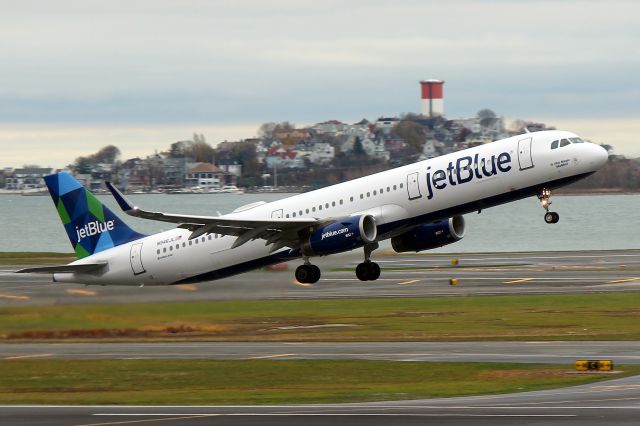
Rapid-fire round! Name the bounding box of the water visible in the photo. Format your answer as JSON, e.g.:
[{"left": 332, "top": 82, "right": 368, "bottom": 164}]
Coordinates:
[{"left": 1, "top": 193, "right": 638, "bottom": 253}]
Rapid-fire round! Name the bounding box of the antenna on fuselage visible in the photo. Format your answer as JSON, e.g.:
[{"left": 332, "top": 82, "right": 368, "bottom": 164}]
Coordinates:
[{"left": 523, "top": 127, "right": 531, "bottom": 134}]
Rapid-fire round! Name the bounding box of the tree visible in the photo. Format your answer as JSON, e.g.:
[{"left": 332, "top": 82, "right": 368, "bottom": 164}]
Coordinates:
[
  {"left": 352, "top": 137, "right": 366, "bottom": 156},
  {"left": 477, "top": 109, "right": 497, "bottom": 129},
  {"left": 258, "top": 121, "right": 295, "bottom": 140},
  {"left": 93, "top": 145, "right": 121, "bottom": 164},
  {"left": 391, "top": 120, "right": 427, "bottom": 153},
  {"left": 169, "top": 141, "right": 186, "bottom": 159}
]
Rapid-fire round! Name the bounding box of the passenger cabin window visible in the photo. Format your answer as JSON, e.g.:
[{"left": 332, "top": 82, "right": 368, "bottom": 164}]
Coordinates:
[
  {"left": 560, "top": 138, "right": 571, "bottom": 147},
  {"left": 551, "top": 140, "right": 559, "bottom": 149}
]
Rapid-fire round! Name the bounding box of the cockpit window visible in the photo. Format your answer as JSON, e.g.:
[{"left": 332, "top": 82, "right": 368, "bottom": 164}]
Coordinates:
[
  {"left": 551, "top": 140, "right": 559, "bottom": 149},
  {"left": 560, "top": 138, "right": 571, "bottom": 147},
  {"left": 570, "top": 137, "right": 584, "bottom": 143}
]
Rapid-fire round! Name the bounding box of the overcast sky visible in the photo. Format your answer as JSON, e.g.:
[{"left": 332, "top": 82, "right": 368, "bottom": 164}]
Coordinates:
[{"left": 1, "top": 0, "right": 639, "bottom": 167}]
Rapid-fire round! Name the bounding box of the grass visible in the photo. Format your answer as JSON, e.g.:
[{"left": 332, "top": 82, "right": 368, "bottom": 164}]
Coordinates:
[
  {"left": 0, "top": 359, "right": 636, "bottom": 405},
  {"left": 0, "top": 252, "right": 74, "bottom": 265},
  {"left": 3, "top": 293, "right": 640, "bottom": 341}
]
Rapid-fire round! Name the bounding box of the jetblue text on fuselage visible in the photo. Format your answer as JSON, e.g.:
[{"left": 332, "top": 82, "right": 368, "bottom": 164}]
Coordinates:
[{"left": 425, "top": 152, "right": 512, "bottom": 199}]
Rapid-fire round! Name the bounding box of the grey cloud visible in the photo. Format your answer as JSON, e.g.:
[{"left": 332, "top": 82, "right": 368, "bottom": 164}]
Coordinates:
[{"left": 0, "top": 0, "right": 638, "bottom": 124}]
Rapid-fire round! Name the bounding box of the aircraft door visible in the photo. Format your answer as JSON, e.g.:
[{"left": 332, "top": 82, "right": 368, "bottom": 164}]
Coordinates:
[
  {"left": 518, "top": 137, "right": 534, "bottom": 170},
  {"left": 406, "top": 172, "right": 422, "bottom": 200},
  {"left": 271, "top": 209, "right": 283, "bottom": 219},
  {"left": 130, "top": 242, "right": 146, "bottom": 275}
]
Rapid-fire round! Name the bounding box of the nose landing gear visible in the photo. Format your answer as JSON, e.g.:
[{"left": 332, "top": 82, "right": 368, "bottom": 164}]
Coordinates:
[{"left": 539, "top": 188, "right": 559, "bottom": 224}]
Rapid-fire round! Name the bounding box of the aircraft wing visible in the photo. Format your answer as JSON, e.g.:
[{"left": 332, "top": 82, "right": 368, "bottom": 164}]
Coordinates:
[
  {"left": 106, "top": 182, "right": 319, "bottom": 250},
  {"left": 17, "top": 262, "right": 108, "bottom": 274}
]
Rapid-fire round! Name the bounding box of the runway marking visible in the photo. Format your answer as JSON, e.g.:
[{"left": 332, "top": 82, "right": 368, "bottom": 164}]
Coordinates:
[
  {"left": 66, "top": 289, "right": 97, "bottom": 296},
  {"left": 76, "top": 414, "right": 216, "bottom": 426},
  {"left": 503, "top": 278, "right": 534, "bottom": 284},
  {"left": 247, "top": 353, "right": 296, "bottom": 359},
  {"left": 398, "top": 279, "right": 420, "bottom": 285},
  {"left": 0, "top": 293, "right": 29, "bottom": 300},
  {"left": 4, "top": 353, "right": 53, "bottom": 360},
  {"left": 607, "top": 277, "right": 640, "bottom": 284},
  {"left": 92, "top": 413, "right": 576, "bottom": 418},
  {"left": 175, "top": 284, "right": 198, "bottom": 292}
]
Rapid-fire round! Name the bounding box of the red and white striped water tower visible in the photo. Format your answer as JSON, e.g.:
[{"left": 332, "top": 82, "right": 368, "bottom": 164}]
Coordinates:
[{"left": 420, "top": 79, "right": 444, "bottom": 117}]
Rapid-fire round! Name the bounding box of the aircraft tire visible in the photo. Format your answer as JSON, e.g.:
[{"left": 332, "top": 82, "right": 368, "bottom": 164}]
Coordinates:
[
  {"left": 370, "top": 262, "right": 381, "bottom": 280},
  {"left": 544, "top": 212, "right": 555, "bottom": 224},
  {"left": 356, "top": 262, "right": 380, "bottom": 281},
  {"left": 295, "top": 265, "right": 312, "bottom": 283},
  {"left": 310, "top": 265, "right": 321, "bottom": 283}
]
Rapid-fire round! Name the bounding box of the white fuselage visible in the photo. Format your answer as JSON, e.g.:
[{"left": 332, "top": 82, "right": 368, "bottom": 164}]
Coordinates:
[{"left": 55, "top": 130, "right": 608, "bottom": 285}]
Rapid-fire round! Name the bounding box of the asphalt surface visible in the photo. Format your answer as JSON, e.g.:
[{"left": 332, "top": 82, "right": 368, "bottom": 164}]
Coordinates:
[
  {"left": 3, "top": 341, "right": 640, "bottom": 364},
  {"left": 2, "top": 374, "right": 640, "bottom": 425},
  {"left": 1, "top": 249, "right": 640, "bottom": 306},
  {"left": 2, "top": 249, "right": 640, "bottom": 425}
]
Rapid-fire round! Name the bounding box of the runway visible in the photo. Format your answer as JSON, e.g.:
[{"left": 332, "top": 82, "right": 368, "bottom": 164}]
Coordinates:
[
  {"left": 2, "top": 374, "right": 640, "bottom": 425},
  {"left": 1, "top": 249, "right": 640, "bottom": 306},
  {"left": 3, "top": 341, "right": 640, "bottom": 364},
  {"left": 2, "top": 250, "right": 640, "bottom": 425}
]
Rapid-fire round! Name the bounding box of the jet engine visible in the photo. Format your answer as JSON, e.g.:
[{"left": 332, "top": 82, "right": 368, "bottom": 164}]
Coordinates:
[
  {"left": 391, "top": 216, "right": 465, "bottom": 253},
  {"left": 301, "top": 214, "right": 377, "bottom": 256}
]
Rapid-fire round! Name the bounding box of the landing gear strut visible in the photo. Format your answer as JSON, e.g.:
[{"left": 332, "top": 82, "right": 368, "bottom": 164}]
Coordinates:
[
  {"left": 538, "top": 188, "right": 559, "bottom": 224},
  {"left": 295, "top": 257, "right": 321, "bottom": 284},
  {"left": 356, "top": 243, "right": 381, "bottom": 281}
]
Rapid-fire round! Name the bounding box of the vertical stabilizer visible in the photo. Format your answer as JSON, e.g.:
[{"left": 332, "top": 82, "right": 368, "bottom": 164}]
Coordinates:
[{"left": 44, "top": 172, "right": 146, "bottom": 258}]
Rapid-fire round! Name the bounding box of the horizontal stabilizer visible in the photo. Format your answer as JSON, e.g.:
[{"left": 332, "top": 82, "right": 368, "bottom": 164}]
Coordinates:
[{"left": 17, "top": 262, "right": 108, "bottom": 274}]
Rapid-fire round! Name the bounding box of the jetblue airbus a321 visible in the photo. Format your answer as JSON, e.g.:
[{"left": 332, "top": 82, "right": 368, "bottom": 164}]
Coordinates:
[{"left": 19, "top": 130, "right": 608, "bottom": 285}]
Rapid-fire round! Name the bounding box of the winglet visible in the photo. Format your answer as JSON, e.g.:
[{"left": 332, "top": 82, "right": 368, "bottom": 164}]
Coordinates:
[{"left": 105, "top": 181, "right": 136, "bottom": 212}]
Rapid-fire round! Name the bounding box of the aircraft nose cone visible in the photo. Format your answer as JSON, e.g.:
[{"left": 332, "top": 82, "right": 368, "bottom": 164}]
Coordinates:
[{"left": 593, "top": 144, "right": 609, "bottom": 168}]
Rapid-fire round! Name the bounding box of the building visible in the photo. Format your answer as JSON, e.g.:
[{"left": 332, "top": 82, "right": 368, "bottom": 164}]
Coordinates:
[
  {"left": 309, "top": 142, "right": 335, "bottom": 165},
  {"left": 185, "top": 163, "right": 230, "bottom": 189},
  {"left": 5, "top": 167, "right": 55, "bottom": 190}
]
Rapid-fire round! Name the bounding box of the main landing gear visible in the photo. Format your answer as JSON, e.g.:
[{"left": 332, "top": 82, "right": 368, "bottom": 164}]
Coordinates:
[
  {"left": 295, "top": 258, "right": 321, "bottom": 284},
  {"left": 295, "top": 243, "right": 383, "bottom": 284},
  {"left": 538, "top": 188, "right": 560, "bottom": 224},
  {"left": 356, "top": 243, "right": 381, "bottom": 281}
]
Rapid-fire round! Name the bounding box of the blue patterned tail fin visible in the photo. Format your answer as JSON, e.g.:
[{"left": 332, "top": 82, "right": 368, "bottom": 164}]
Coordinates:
[{"left": 44, "top": 172, "right": 146, "bottom": 259}]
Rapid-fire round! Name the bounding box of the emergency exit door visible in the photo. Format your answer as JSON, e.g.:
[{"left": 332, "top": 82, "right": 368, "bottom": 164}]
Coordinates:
[
  {"left": 130, "top": 242, "right": 146, "bottom": 275},
  {"left": 518, "top": 137, "right": 534, "bottom": 170},
  {"left": 406, "top": 172, "right": 422, "bottom": 200}
]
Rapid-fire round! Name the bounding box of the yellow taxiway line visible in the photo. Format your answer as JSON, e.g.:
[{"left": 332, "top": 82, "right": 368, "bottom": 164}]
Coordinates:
[
  {"left": 65, "top": 289, "right": 97, "bottom": 296},
  {"left": 0, "top": 294, "right": 30, "bottom": 300},
  {"left": 248, "top": 353, "right": 296, "bottom": 360},
  {"left": 398, "top": 279, "right": 420, "bottom": 285},
  {"left": 503, "top": 278, "right": 535, "bottom": 285},
  {"left": 4, "top": 353, "right": 53, "bottom": 360},
  {"left": 175, "top": 284, "right": 198, "bottom": 292},
  {"left": 607, "top": 277, "right": 640, "bottom": 284}
]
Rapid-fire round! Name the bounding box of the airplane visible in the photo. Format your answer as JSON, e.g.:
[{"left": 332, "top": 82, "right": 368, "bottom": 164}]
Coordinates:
[{"left": 18, "top": 130, "right": 608, "bottom": 285}]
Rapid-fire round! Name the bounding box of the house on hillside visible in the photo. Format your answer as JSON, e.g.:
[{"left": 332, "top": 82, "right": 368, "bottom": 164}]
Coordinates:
[
  {"left": 185, "top": 163, "right": 236, "bottom": 189},
  {"left": 5, "top": 167, "right": 55, "bottom": 190}
]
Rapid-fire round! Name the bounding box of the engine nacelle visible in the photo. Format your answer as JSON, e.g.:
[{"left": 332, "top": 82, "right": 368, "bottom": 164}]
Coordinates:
[
  {"left": 391, "top": 216, "right": 465, "bottom": 253},
  {"left": 301, "top": 214, "right": 377, "bottom": 256}
]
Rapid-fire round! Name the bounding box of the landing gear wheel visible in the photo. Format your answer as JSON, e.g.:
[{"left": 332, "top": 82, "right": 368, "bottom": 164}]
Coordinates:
[
  {"left": 310, "top": 265, "right": 321, "bottom": 283},
  {"left": 295, "top": 264, "right": 321, "bottom": 284},
  {"left": 356, "top": 261, "right": 381, "bottom": 281},
  {"left": 544, "top": 211, "right": 560, "bottom": 224}
]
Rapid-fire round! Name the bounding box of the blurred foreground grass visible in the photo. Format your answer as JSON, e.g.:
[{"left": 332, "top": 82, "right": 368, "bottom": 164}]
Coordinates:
[
  {"left": 2, "top": 294, "right": 640, "bottom": 341},
  {"left": 1, "top": 360, "right": 636, "bottom": 405}
]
